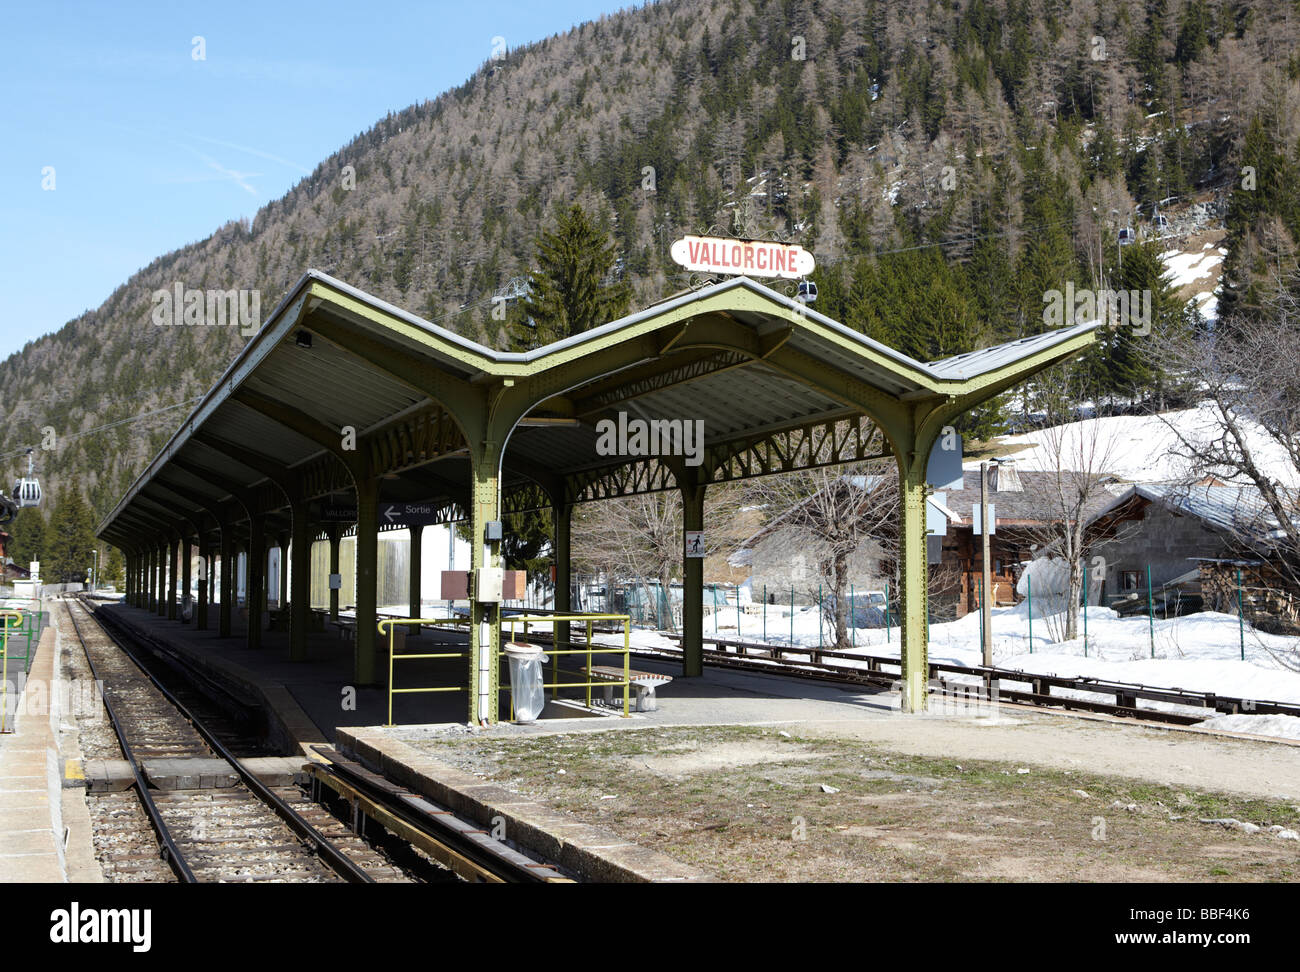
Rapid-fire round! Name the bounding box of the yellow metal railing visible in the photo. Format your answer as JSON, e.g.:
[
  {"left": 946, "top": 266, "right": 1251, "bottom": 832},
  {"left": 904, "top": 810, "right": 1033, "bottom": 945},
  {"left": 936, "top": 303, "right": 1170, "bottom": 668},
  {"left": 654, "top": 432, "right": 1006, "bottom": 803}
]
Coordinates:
[
  {"left": 502, "top": 613, "right": 632, "bottom": 718},
  {"left": 1, "top": 610, "right": 24, "bottom": 733},
  {"left": 379, "top": 617, "right": 470, "bottom": 727},
  {"left": 379, "top": 611, "right": 634, "bottom": 725}
]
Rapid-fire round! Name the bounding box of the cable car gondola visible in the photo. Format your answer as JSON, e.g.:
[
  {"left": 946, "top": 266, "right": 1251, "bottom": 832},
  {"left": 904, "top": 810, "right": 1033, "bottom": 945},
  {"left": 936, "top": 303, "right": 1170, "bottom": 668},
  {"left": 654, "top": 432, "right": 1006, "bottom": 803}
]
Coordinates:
[
  {"left": 13, "top": 449, "right": 41, "bottom": 509},
  {"left": 796, "top": 279, "right": 817, "bottom": 304}
]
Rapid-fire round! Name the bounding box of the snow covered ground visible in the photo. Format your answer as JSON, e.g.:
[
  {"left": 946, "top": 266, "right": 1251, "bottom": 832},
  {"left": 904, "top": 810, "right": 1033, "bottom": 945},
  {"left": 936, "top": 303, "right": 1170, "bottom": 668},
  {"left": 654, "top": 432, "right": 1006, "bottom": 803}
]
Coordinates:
[
  {"left": 1162, "top": 242, "right": 1225, "bottom": 324},
  {"left": 604, "top": 601, "right": 1300, "bottom": 741}
]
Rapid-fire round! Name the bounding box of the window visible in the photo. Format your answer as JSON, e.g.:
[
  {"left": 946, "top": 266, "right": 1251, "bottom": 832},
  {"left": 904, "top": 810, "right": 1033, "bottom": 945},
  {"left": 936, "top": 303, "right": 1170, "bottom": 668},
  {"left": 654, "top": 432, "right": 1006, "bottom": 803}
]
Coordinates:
[{"left": 1121, "top": 570, "right": 1139, "bottom": 592}]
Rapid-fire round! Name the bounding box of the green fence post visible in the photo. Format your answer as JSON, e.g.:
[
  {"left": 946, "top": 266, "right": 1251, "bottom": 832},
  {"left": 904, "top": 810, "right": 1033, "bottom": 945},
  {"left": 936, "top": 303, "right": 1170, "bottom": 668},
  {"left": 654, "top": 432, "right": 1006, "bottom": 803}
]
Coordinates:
[
  {"left": 1147, "top": 565, "right": 1155, "bottom": 658},
  {"left": 762, "top": 584, "right": 767, "bottom": 642},
  {"left": 884, "top": 582, "right": 890, "bottom": 644},
  {"left": 818, "top": 583, "right": 822, "bottom": 650},
  {"left": 1083, "top": 563, "right": 1089, "bottom": 658},
  {"left": 1027, "top": 573, "right": 1033, "bottom": 654},
  {"left": 712, "top": 584, "right": 718, "bottom": 635},
  {"left": 789, "top": 586, "right": 794, "bottom": 645},
  {"left": 735, "top": 587, "right": 741, "bottom": 638},
  {"left": 1237, "top": 567, "right": 1245, "bottom": 661},
  {"left": 850, "top": 584, "right": 856, "bottom": 647}
]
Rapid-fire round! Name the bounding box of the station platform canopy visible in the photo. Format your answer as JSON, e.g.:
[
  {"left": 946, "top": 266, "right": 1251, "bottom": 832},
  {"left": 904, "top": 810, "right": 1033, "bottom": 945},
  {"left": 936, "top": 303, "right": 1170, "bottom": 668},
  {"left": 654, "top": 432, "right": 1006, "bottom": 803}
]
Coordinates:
[{"left": 99, "top": 269, "right": 1098, "bottom": 723}]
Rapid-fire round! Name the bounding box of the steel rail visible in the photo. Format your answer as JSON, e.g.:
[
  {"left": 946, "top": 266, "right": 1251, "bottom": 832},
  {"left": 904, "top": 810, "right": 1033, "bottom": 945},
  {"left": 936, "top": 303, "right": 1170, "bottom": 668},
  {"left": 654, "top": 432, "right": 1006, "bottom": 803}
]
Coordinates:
[
  {"left": 72, "top": 597, "right": 376, "bottom": 884},
  {"left": 309, "top": 747, "right": 572, "bottom": 883},
  {"left": 65, "top": 601, "right": 197, "bottom": 883}
]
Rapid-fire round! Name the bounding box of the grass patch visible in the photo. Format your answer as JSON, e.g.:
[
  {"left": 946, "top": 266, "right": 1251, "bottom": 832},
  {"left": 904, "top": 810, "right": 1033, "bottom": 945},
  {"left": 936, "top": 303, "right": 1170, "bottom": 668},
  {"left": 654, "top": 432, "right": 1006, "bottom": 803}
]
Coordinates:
[{"left": 421, "top": 725, "right": 1300, "bottom": 882}]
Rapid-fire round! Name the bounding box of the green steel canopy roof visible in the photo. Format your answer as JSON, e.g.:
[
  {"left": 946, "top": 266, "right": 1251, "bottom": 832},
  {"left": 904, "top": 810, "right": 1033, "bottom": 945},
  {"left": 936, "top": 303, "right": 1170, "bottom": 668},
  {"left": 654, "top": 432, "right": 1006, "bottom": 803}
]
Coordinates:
[{"left": 98, "top": 269, "right": 1098, "bottom": 547}]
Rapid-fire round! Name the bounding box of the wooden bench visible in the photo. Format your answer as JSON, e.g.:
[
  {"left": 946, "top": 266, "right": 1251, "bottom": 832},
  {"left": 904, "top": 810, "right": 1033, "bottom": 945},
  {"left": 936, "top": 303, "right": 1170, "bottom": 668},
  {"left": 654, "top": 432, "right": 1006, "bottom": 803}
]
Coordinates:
[
  {"left": 584, "top": 665, "right": 673, "bottom": 712},
  {"left": 330, "top": 618, "right": 357, "bottom": 642}
]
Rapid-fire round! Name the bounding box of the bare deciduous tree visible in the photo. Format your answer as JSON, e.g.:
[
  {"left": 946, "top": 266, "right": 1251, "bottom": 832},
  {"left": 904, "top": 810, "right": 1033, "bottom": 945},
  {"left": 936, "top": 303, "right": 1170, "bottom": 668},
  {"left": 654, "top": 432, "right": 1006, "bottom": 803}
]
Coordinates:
[
  {"left": 571, "top": 478, "right": 744, "bottom": 631},
  {"left": 1018, "top": 374, "right": 1129, "bottom": 642},
  {"left": 743, "top": 459, "right": 898, "bottom": 649},
  {"left": 1155, "top": 283, "right": 1300, "bottom": 604}
]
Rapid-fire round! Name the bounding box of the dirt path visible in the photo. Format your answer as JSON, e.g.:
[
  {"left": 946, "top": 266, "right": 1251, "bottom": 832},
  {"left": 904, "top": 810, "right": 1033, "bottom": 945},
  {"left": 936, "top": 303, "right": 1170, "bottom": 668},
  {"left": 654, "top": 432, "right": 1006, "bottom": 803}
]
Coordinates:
[{"left": 793, "top": 708, "right": 1300, "bottom": 802}]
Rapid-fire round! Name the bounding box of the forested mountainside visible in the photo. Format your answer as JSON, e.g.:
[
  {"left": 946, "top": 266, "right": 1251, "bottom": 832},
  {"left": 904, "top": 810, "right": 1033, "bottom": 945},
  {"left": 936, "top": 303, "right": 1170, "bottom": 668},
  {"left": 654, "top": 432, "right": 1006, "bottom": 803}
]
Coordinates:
[{"left": 3, "top": 0, "right": 1300, "bottom": 527}]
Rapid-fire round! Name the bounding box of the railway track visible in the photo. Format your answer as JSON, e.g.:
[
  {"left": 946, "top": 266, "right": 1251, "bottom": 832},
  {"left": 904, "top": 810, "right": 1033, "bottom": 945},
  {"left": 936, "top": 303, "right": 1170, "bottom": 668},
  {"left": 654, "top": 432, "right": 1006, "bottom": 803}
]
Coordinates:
[
  {"left": 64, "top": 598, "right": 402, "bottom": 883},
  {"left": 72, "top": 598, "right": 575, "bottom": 883}
]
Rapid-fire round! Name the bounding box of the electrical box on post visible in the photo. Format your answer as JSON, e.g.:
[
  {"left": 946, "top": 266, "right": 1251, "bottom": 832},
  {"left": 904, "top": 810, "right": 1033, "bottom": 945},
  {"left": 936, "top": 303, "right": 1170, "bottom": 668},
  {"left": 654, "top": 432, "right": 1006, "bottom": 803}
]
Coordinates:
[
  {"left": 484, "top": 520, "right": 503, "bottom": 542},
  {"left": 475, "top": 567, "right": 504, "bottom": 602}
]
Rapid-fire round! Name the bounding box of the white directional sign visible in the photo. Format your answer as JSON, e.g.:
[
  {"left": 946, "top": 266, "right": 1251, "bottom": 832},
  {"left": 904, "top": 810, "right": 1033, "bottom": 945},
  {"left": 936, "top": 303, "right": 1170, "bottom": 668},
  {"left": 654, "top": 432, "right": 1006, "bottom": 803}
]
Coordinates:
[
  {"left": 670, "top": 236, "right": 814, "bottom": 280},
  {"left": 972, "top": 504, "right": 996, "bottom": 535},
  {"left": 379, "top": 502, "right": 443, "bottom": 527}
]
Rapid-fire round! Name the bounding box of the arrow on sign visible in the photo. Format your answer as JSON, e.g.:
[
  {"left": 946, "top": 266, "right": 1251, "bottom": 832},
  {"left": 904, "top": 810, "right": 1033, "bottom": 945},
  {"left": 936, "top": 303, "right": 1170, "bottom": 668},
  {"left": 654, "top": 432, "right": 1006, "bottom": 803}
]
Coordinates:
[{"left": 383, "top": 504, "right": 400, "bottom": 524}]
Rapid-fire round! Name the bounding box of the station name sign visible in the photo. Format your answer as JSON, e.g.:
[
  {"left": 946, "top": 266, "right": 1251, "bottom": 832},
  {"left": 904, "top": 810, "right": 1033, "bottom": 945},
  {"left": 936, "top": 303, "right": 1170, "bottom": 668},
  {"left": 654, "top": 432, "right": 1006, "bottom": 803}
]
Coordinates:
[{"left": 670, "top": 235, "right": 815, "bottom": 280}]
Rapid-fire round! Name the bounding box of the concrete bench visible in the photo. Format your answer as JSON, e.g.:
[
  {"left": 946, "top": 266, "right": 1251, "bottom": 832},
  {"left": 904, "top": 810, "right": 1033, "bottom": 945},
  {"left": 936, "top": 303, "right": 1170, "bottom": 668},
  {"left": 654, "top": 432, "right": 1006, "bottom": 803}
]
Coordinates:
[{"left": 584, "top": 665, "right": 672, "bottom": 712}]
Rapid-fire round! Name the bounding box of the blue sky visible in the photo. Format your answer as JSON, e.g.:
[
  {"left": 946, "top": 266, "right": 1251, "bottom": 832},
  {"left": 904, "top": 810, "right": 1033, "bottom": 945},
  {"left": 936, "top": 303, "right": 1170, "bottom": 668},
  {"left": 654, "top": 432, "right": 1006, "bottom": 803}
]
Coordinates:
[{"left": 0, "top": 0, "right": 633, "bottom": 359}]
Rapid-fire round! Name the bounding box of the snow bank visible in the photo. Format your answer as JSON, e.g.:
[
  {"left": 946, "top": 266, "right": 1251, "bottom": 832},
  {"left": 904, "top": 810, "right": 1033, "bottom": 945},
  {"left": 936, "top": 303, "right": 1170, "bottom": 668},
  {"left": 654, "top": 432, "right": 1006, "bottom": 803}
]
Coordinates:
[{"left": 1194, "top": 713, "right": 1300, "bottom": 741}]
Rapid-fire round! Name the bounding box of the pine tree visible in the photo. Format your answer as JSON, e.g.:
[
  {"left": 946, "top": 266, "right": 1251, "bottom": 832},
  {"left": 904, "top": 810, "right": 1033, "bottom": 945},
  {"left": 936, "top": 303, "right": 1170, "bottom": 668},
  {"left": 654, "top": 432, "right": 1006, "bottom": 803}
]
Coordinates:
[
  {"left": 105, "top": 546, "right": 126, "bottom": 590},
  {"left": 43, "top": 488, "right": 96, "bottom": 585},
  {"left": 515, "top": 204, "right": 631, "bottom": 349},
  {"left": 5, "top": 508, "right": 45, "bottom": 570},
  {"left": 1220, "top": 109, "right": 1300, "bottom": 325},
  {"left": 1095, "top": 241, "right": 1181, "bottom": 404}
]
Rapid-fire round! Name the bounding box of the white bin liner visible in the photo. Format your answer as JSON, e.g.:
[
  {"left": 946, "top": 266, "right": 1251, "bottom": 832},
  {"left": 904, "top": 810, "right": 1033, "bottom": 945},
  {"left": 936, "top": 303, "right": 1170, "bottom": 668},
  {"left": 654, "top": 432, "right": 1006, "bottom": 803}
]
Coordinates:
[{"left": 504, "top": 642, "right": 548, "bottom": 723}]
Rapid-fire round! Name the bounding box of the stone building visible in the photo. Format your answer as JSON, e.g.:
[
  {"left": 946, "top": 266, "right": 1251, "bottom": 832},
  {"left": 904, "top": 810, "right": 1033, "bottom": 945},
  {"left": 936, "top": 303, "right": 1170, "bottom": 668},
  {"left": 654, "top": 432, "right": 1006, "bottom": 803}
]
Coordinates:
[{"left": 1087, "top": 482, "right": 1299, "bottom": 625}]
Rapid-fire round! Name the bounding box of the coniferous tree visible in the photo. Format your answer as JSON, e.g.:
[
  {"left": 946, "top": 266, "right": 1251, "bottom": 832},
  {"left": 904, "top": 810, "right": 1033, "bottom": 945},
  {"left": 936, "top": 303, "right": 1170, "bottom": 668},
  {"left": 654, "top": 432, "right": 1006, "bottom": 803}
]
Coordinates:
[
  {"left": 515, "top": 204, "right": 631, "bottom": 349},
  {"left": 1220, "top": 109, "right": 1300, "bottom": 325},
  {"left": 5, "top": 508, "right": 46, "bottom": 570},
  {"left": 105, "top": 546, "right": 125, "bottom": 590},
  {"left": 1096, "top": 241, "right": 1182, "bottom": 405},
  {"left": 43, "top": 489, "right": 96, "bottom": 585}
]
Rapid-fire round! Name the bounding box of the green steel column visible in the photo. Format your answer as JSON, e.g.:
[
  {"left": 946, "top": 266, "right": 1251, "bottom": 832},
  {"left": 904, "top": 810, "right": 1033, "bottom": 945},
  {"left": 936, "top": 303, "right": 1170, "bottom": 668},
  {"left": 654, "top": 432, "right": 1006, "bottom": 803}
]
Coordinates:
[
  {"left": 898, "top": 461, "right": 929, "bottom": 713},
  {"left": 247, "top": 520, "right": 266, "bottom": 651},
  {"left": 180, "top": 537, "right": 191, "bottom": 624},
  {"left": 145, "top": 548, "right": 153, "bottom": 611},
  {"left": 219, "top": 527, "right": 234, "bottom": 638},
  {"left": 408, "top": 524, "right": 423, "bottom": 623},
  {"left": 289, "top": 503, "right": 312, "bottom": 662},
  {"left": 468, "top": 440, "right": 503, "bottom": 724},
  {"left": 680, "top": 478, "right": 706, "bottom": 678},
  {"left": 327, "top": 524, "right": 341, "bottom": 622},
  {"left": 553, "top": 501, "right": 573, "bottom": 653},
  {"left": 355, "top": 478, "right": 380, "bottom": 685}
]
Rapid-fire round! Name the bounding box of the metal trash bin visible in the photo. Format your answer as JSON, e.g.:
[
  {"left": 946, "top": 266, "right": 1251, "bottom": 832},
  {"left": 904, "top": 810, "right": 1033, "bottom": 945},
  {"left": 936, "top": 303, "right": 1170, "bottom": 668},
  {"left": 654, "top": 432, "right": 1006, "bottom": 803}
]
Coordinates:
[{"left": 503, "top": 641, "right": 548, "bottom": 723}]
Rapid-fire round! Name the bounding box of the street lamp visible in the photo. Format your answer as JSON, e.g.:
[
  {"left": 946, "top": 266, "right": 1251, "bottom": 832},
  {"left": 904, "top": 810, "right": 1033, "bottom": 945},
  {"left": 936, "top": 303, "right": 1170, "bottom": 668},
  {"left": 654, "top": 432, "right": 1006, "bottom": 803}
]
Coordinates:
[{"left": 90, "top": 548, "right": 99, "bottom": 592}]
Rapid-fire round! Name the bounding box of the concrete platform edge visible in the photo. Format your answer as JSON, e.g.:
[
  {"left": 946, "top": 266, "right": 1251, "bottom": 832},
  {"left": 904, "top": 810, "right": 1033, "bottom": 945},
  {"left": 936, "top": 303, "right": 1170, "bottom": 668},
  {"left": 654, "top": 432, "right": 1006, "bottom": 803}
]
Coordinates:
[{"left": 336, "top": 725, "right": 709, "bottom": 883}]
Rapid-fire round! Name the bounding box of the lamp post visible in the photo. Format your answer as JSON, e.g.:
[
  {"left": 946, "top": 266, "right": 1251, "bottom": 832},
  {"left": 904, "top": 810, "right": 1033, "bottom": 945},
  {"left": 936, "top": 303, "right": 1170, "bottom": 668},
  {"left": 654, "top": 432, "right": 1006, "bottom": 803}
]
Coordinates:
[{"left": 90, "top": 548, "right": 99, "bottom": 592}]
